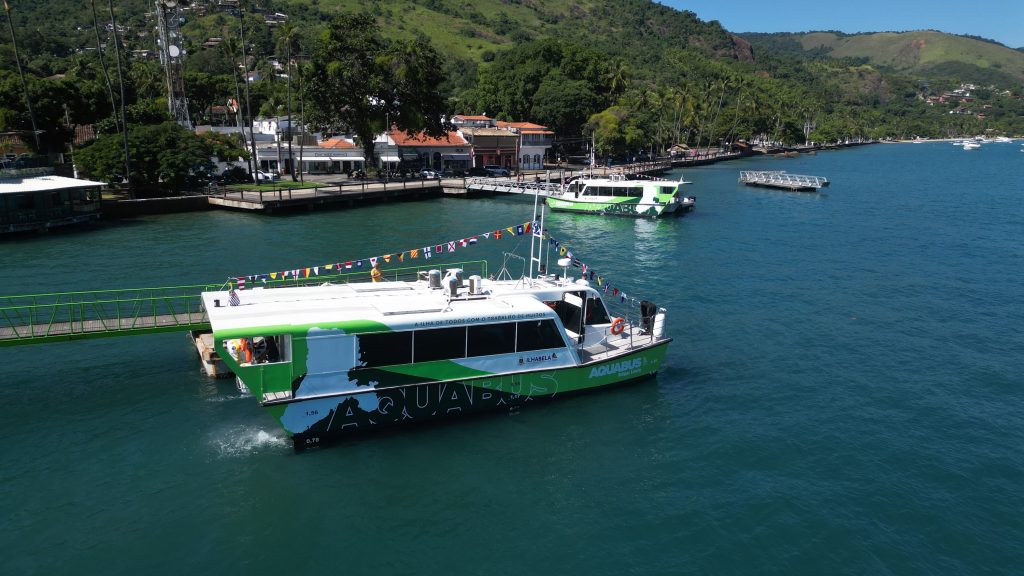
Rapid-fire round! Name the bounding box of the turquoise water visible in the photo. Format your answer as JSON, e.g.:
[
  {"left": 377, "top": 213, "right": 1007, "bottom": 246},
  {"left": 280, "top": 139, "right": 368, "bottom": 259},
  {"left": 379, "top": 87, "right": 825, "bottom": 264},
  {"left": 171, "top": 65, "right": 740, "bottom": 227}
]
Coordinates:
[{"left": 2, "top": 143, "right": 1023, "bottom": 574}]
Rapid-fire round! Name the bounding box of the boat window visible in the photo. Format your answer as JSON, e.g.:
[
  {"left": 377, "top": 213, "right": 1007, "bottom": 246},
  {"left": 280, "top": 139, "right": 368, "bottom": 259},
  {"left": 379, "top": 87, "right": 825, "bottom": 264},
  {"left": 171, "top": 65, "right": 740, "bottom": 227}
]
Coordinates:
[
  {"left": 516, "top": 320, "right": 567, "bottom": 351},
  {"left": 660, "top": 186, "right": 677, "bottom": 195},
  {"left": 467, "top": 323, "right": 517, "bottom": 357},
  {"left": 357, "top": 331, "right": 413, "bottom": 368},
  {"left": 414, "top": 326, "right": 467, "bottom": 362},
  {"left": 229, "top": 334, "right": 291, "bottom": 365},
  {"left": 585, "top": 296, "right": 611, "bottom": 325},
  {"left": 547, "top": 297, "right": 583, "bottom": 333}
]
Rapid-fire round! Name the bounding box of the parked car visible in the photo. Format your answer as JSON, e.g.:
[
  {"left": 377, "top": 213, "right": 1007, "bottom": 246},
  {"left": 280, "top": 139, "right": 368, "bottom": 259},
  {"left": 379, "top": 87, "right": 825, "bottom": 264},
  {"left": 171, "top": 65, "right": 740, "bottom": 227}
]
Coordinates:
[
  {"left": 441, "top": 169, "right": 466, "bottom": 178},
  {"left": 256, "top": 170, "right": 280, "bottom": 182},
  {"left": 419, "top": 169, "right": 441, "bottom": 180},
  {"left": 466, "top": 166, "right": 489, "bottom": 177},
  {"left": 484, "top": 164, "right": 510, "bottom": 177}
]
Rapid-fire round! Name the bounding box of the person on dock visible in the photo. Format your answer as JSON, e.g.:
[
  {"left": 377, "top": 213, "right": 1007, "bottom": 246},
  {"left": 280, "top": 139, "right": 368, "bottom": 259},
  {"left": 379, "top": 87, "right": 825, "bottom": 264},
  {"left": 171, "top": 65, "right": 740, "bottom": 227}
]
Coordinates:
[{"left": 370, "top": 260, "right": 382, "bottom": 282}]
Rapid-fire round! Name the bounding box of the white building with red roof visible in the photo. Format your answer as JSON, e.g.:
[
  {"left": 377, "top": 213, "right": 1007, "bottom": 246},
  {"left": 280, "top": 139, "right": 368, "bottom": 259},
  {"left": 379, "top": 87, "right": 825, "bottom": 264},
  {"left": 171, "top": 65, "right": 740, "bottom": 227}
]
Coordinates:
[
  {"left": 496, "top": 121, "right": 554, "bottom": 170},
  {"left": 374, "top": 129, "right": 472, "bottom": 173}
]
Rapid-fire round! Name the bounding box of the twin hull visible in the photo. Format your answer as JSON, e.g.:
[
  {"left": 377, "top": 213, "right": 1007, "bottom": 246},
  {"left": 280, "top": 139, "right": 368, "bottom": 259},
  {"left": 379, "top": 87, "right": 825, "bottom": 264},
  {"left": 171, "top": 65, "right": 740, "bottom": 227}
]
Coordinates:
[
  {"left": 545, "top": 195, "right": 680, "bottom": 217},
  {"left": 226, "top": 334, "right": 670, "bottom": 449}
]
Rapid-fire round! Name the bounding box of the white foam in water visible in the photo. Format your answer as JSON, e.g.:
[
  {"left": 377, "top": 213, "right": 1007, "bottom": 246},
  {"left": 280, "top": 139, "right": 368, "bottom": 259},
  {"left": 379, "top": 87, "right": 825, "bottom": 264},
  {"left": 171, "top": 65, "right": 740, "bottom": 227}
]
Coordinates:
[{"left": 210, "top": 425, "right": 289, "bottom": 457}]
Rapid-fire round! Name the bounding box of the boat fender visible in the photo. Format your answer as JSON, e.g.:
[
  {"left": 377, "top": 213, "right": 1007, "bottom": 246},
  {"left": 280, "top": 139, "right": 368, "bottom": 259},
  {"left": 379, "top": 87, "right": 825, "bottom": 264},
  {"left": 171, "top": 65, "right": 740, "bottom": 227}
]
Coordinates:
[{"left": 610, "top": 318, "right": 625, "bottom": 336}]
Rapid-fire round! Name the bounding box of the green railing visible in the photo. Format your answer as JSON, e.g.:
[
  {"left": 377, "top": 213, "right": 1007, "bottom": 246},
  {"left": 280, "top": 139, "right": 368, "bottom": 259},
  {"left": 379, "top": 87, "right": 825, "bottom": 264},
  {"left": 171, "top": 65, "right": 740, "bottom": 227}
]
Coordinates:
[{"left": 0, "top": 260, "right": 488, "bottom": 347}]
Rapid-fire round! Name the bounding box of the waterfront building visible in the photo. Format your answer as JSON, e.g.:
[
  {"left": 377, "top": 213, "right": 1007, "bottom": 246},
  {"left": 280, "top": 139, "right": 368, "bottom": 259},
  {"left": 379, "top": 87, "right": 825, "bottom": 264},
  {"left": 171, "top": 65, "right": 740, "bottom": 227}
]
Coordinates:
[
  {"left": 453, "top": 115, "right": 555, "bottom": 171},
  {"left": 386, "top": 129, "right": 471, "bottom": 172},
  {"left": 496, "top": 121, "right": 554, "bottom": 170},
  {"left": 458, "top": 127, "right": 520, "bottom": 171},
  {"left": 451, "top": 114, "right": 496, "bottom": 129},
  {"left": 251, "top": 135, "right": 364, "bottom": 175},
  {"left": 0, "top": 167, "right": 102, "bottom": 234}
]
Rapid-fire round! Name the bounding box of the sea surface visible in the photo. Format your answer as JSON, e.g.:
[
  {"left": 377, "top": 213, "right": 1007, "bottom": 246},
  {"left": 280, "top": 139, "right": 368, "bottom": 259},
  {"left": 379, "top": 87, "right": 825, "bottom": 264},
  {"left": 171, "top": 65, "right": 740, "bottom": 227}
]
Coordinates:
[{"left": 2, "top": 142, "right": 1022, "bottom": 575}]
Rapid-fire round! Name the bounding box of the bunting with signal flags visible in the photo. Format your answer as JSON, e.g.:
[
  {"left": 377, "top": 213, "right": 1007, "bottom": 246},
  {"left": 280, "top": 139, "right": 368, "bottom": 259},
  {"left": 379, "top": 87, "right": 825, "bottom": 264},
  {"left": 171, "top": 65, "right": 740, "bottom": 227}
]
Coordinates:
[
  {"left": 542, "top": 229, "right": 635, "bottom": 308},
  {"left": 227, "top": 219, "right": 537, "bottom": 289},
  {"left": 224, "top": 218, "right": 638, "bottom": 306}
]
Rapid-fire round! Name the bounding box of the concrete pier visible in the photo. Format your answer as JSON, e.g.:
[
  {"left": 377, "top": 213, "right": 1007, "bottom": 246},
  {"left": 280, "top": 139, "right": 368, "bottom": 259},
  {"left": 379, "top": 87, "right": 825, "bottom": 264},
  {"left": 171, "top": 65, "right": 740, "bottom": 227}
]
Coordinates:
[{"left": 190, "top": 331, "right": 232, "bottom": 378}]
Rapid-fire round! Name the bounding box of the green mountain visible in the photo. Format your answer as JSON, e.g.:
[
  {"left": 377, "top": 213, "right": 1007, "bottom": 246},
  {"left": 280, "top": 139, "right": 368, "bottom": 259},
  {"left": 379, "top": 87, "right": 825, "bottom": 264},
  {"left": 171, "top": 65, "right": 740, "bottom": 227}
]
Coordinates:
[
  {"left": 2, "top": 0, "right": 1023, "bottom": 159},
  {"left": 742, "top": 30, "right": 1024, "bottom": 87}
]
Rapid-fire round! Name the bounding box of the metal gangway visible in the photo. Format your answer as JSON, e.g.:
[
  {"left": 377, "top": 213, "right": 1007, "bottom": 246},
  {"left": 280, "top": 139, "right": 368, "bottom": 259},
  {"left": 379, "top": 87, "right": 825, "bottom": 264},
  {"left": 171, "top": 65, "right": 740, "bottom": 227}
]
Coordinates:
[
  {"left": 739, "top": 171, "right": 829, "bottom": 191},
  {"left": 0, "top": 260, "right": 488, "bottom": 347},
  {"left": 465, "top": 178, "right": 563, "bottom": 196}
]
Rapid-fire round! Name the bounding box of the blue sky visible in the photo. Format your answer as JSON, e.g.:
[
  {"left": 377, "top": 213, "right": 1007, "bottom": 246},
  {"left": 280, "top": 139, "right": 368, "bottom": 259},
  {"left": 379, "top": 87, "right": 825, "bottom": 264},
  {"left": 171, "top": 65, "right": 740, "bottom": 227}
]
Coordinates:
[{"left": 662, "top": 0, "right": 1024, "bottom": 48}]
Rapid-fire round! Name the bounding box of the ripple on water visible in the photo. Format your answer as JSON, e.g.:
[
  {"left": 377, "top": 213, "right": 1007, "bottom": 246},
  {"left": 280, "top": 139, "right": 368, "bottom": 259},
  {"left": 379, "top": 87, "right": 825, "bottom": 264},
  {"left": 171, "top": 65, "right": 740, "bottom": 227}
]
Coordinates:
[{"left": 208, "top": 426, "right": 290, "bottom": 457}]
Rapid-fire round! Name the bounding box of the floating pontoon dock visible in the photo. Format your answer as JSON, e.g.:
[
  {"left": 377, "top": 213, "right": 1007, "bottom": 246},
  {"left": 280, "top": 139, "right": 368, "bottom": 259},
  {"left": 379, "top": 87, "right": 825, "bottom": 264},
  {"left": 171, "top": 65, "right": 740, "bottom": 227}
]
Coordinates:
[{"left": 739, "top": 171, "right": 829, "bottom": 191}]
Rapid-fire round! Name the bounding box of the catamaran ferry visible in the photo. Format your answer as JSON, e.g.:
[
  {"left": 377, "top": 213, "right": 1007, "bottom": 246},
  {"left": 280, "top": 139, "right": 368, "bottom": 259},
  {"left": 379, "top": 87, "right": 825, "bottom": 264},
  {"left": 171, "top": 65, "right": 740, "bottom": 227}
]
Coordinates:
[
  {"left": 545, "top": 174, "right": 695, "bottom": 217},
  {"left": 204, "top": 267, "right": 670, "bottom": 450},
  {"left": 203, "top": 206, "right": 672, "bottom": 449}
]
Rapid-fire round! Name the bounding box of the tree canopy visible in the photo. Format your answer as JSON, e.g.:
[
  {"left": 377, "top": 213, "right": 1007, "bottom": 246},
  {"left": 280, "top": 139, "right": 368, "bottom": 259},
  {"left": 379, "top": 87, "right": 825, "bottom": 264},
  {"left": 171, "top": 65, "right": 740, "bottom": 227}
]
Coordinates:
[
  {"left": 303, "top": 12, "right": 452, "bottom": 164},
  {"left": 77, "top": 122, "right": 245, "bottom": 193}
]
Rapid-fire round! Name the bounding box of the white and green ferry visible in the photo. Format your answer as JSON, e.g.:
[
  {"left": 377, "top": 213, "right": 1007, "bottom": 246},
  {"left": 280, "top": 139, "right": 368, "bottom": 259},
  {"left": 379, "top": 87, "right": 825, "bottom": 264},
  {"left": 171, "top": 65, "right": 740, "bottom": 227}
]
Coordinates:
[
  {"left": 203, "top": 249, "right": 671, "bottom": 450},
  {"left": 545, "top": 174, "right": 695, "bottom": 217}
]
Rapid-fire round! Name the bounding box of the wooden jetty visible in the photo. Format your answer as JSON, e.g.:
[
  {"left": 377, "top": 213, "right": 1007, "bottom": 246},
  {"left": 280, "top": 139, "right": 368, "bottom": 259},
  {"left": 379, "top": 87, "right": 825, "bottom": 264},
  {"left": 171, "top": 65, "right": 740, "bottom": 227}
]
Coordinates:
[
  {"left": 738, "top": 171, "right": 829, "bottom": 191},
  {"left": 207, "top": 179, "right": 443, "bottom": 213}
]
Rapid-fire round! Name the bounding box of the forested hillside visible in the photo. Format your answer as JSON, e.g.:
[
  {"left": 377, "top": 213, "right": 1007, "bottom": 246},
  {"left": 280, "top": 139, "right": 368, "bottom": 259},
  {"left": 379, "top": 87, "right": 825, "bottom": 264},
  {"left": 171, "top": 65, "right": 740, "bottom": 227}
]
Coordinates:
[
  {"left": 2, "top": 0, "right": 1023, "bottom": 186},
  {"left": 743, "top": 30, "right": 1024, "bottom": 86}
]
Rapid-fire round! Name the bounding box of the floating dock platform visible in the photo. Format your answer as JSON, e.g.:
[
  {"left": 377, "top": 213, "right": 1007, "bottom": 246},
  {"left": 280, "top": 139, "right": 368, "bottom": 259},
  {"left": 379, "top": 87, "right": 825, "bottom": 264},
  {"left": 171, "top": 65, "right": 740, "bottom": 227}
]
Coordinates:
[{"left": 739, "top": 171, "right": 829, "bottom": 191}]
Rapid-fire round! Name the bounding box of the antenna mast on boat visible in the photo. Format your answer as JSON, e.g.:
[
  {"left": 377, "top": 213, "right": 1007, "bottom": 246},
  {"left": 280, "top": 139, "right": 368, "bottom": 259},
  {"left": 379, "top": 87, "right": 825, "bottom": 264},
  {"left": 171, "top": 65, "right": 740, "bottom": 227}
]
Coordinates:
[{"left": 528, "top": 170, "right": 547, "bottom": 279}]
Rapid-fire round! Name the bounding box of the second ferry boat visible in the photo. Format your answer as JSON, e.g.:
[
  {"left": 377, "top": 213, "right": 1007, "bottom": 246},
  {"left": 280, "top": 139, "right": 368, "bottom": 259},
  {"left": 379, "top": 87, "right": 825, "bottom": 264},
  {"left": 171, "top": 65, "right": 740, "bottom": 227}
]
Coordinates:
[{"left": 545, "top": 173, "right": 695, "bottom": 217}]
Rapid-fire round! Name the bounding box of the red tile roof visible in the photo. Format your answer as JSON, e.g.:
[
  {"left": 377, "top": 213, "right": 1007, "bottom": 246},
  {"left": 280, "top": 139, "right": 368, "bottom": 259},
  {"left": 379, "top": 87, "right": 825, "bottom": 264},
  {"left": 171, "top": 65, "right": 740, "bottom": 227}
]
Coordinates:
[
  {"left": 454, "top": 115, "right": 492, "bottom": 121},
  {"left": 495, "top": 121, "right": 553, "bottom": 134},
  {"left": 389, "top": 130, "right": 467, "bottom": 147},
  {"left": 320, "top": 137, "right": 357, "bottom": 149}
]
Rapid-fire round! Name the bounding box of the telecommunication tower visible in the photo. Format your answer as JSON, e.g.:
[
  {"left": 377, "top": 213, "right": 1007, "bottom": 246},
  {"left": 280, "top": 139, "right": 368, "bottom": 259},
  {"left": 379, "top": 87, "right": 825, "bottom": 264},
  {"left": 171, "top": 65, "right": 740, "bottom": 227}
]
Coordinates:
[{"left": 155, "top": 0, "right": 192, "bottom": 129}]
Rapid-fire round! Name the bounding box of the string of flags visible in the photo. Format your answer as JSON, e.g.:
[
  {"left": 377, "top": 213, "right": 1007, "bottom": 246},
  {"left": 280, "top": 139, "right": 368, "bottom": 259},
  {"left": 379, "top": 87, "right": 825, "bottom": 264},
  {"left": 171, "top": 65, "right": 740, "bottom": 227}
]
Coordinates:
[
  {"left": 226, "top": 218, "right": 639, "bottom": 307},
  {"left": 542, "top": 231, "right": 636, "bottom": 306},
  {"left": 227, "top": 220, "right": 537, "bottom": 289}
]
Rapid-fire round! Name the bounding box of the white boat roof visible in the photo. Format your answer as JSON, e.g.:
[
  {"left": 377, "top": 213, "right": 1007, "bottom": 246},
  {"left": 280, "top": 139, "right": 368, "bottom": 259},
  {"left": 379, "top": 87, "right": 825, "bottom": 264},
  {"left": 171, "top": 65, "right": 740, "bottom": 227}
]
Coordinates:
[
  {"left": 202, "top": 276, "right": 591, "bottom": 334},
  {"left": 0, "top": 175, "right": 105, "bottom": 195},
  {"left": 572, "top": 175, "right": 683, "bottom": 186}
]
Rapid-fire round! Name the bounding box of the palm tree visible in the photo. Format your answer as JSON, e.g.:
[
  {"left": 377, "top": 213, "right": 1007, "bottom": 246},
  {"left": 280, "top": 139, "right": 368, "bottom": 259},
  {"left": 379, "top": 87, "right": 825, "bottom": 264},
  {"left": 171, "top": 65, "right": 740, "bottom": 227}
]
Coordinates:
[
  {"left": 605, "top": 58, "right": 631, "bottom": 97},
  {"left": 89, "top": 0, "right": 119, "bottom": 134},
  {"left": 219, "top": 35, "right": 244, "bottom": 126},
  {"left": 276, "top": 21, "right": 299, "bottom": 180},
  {"left": 3, "top": 0, "right": 40, "bottom": 148},
  {"left": 237, "top": 3, "right": 257, "bottom": 179},
  {"left": 107, "top": 0, "right": 130, "bottom": 185}
]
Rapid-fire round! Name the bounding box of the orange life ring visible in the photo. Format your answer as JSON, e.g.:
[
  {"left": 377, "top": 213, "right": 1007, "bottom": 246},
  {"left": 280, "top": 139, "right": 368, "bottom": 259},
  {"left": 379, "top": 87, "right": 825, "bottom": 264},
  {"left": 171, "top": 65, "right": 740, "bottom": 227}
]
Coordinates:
[{"left": 610, "top": 318, "right": 625, "bottom": 335}]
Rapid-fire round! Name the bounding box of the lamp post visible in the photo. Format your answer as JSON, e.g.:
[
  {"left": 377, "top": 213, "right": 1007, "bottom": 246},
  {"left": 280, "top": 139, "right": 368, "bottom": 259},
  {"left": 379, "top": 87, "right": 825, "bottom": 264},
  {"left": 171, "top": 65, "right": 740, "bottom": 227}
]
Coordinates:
[{"left": 276, "top": 129, "right": 282, "bottom": 175}]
